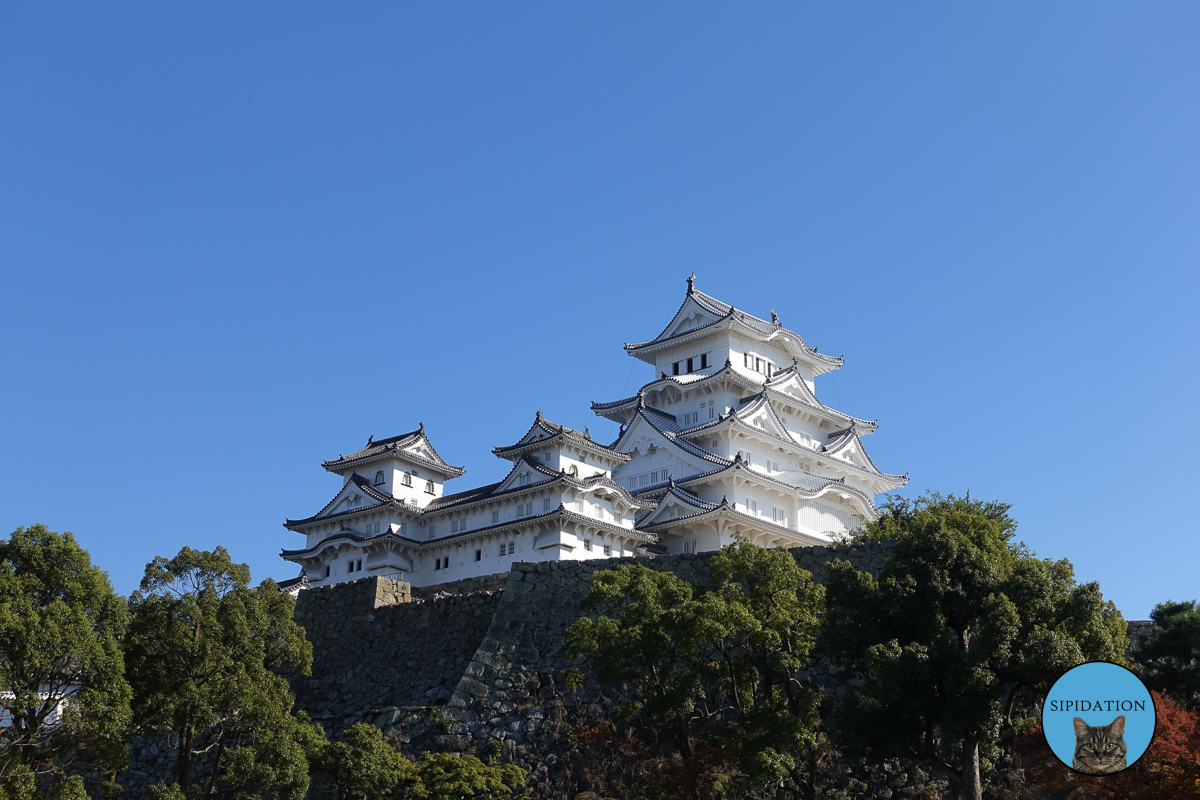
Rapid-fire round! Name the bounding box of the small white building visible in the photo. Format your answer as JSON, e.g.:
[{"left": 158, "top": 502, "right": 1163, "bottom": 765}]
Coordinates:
[
  {"left": 282, "top": 417, "right": 655, "bottom": 588},
  {"left": 281, "top": 276, "right": 906, "bottom": 588}
]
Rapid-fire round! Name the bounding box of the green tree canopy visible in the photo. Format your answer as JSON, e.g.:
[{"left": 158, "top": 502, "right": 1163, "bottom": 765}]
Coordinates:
[
  {"left": 0, "top": 525, "right": 131, "bottom": 800},
  {"left": 124, "top": 546, "right": 321, "bottom": 799},
  {"left": 309, "top": 723, "right": 526, "bottom": 800},
  {"left": 563, "top": 539, "right": 824, "bottom": 798},
  {"left": 820, "top": 493, "right": 1126, "bottom": 800},
  {"left": 1133, "top": 599, "right": 1200, "bottom": 711}
]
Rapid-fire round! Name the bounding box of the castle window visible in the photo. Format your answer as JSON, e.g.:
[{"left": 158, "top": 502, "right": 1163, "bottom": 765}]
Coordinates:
[
  {"left": 507, "top": 542, "right": 516, "bottom": 555},
  {"left": 747, "top": 498, "right": 758, "bottom": 514},
  {"left": 584, "top": 539, "right": 592, "bottom": 552},
  {"left": 686, "top": 357, "right": 694, "bottom": 373},
  {"left": 543, "top": 498, "right": 551, "bottom": 511},
  {"left": 325, "top": 565, "right": 330, "bottom": 578},
  {"left": 700, "top": 353, "right": 708, "bottom": 369},
  {"left": 755, "top": 358, "right": 763, "bottom": 372},
  {"left": 428, "top": 525, "right": 435, "bottom": 538},
  {"left": 356, "top": 558, "right": 362, "bottom": 571},
  {"left": 475, "top": 549, "right": 481, "bottom": 562},
  {"left": 744, "top": 353, "right": 751, "bottom": 368},
  {"left": 492, "top": 510, "right": 499, "bottom": 523},
  {"left": 374, "top": 471, "right": 385, "bottom": 486},
  {"left": 425, "top": 480, "right": 434, "bottom": 494},
  {"left": 402, "top": 472, "right": 412, "bottom": 487},
  {"left": 672, "top": 362, "right": 680, "bottom": 375},
  {"left": 603, "top": 544, "right": 612, "bottom": 556}
]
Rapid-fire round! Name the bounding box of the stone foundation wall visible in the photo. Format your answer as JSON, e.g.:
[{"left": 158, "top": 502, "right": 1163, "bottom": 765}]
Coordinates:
[{"left": 289, "top": 575, "right": 503, "bottom": 737}]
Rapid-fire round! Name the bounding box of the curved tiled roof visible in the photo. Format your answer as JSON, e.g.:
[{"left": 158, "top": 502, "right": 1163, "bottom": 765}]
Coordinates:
[
  {"left": 323, "top": 425, "right": 465, "bottom": 478},
  {"left": 284, "top": 505, "right": 658, "bottom": 562},
  {"left": 281, "top": 527, "right": 422, "bottom": 559},
  {"left": 493, "top": 412, "right": 631, "bottom": 463},
  {"left": 620, "top": 407, "right": 732, "bottom": 468},
  {"left": 630, "top": 457, "right": 878, "bottom": 518},
  {"left": 592, "top": 361, "right": 877, "bottom": 433},
  {"left": 284, "top": 473, "right": 413, "bottom": 528},
  {"left": 426, "top": 456, "right": 652, "bottom": 516},
  {"left": 636, "top": 499, "right": 831, "bottom": 546},
  {"left": 622, "top": 279, "right": 843, "bottom": 369}
]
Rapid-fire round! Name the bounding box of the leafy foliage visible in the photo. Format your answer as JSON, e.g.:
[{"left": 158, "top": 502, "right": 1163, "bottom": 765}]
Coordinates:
[
  {"left": 1132, "top": 599, "right": 1200, "bottom": 712},
  {"left": 563, "top": 538, "right": 824, "bottom": 798},
  {"left": 309, "top": 723, "right": 526, "bottom": 800},
  {"left": 0, "top": 525, "right": 131, "bottom": 799},
  {"left": 820, "top": 493, "right": 1126, "bottom": 800},
  {"left": 1018, "top": 690, "right": 1200, "bottom": 799},
  {"left": 124, "top": 546, "right": 321, "bottom": 798}
]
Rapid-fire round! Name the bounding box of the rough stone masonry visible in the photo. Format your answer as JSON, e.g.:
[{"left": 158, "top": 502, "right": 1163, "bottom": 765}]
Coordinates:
[{"left": 287, "top": 542, "right": 897, "bottom": 796}]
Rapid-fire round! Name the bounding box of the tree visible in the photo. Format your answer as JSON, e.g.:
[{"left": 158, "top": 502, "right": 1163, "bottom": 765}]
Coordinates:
[
  {"left": 309, "top": 723, "right": 526, "bottom": 800},
  {"left": 0, "top": 525, "right": 131, "bottom": 800},
  {"left": 124, "top": 546, "right": 321, "bottom": 799},
  {"left": 1018, "top": 690, "right": 1200, "bottom": 799},
  {"left": 563, "top": 539, "right": 825, "bottom": 798},
  {"left": 819, "top": 493, "right": 1126, "bottom": 800},
  {"left": 1132, "top": 599, "right": 1200, "bottom": 712}
]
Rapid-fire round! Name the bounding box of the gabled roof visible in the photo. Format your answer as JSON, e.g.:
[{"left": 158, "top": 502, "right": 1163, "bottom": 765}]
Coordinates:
[
  {"left": 425, "top": 456, "right": 654, "bottom": 516},
  {"left": 322, "top": 424, "right": 465, "bottom": 478},
  {"left": 818, "top": 427, "right": 907, "bottom": 485},
  {"left": 633, "top": 488, "right": 828, "bottom": 544},
  {"left": 763, "top": 368, "right": 878, "bottom": 433},
  {"left": 592, "top": 358, "right": 877, "bottom": 433},
  {"left": 613, "top": 404, "right": 732, "bottom": 468},
  {"left": 630, "top": 456, "right": 879, "bottom": 520},
  {"left": 281, "top": 526, "right": 422, "bottom": 559},
  {"left": 633, "top": 481, "right": 721, "bottom": 528},
  {"left": 677, "top": 404, "right": 905, "bottom": 491},
  {"left": 492, "top": 411, "right": 631, "bottom": 464},
  {"left": 622, "top": 275, "right": 843, "bottom": 372},
  {"left": 283, "top": 504, "right": 659, "bottom": 562},
  {"left": 284, "top": 473, "right": 412, "bottom": 529}
]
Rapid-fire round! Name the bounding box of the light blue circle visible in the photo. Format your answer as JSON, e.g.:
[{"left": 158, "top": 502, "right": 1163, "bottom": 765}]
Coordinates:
[{"left": 1042, "top": 662, "right": 1155, "bottom": 771}]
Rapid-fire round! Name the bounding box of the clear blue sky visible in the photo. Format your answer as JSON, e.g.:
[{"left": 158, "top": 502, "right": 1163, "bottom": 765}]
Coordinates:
[{"left": 2, "top": 3, "right": 1197, "bottom": 618}]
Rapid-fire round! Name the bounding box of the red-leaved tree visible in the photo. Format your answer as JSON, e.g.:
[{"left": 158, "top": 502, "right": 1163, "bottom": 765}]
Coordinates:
[{"left": 1018, "top": 690, "right": 1200, "bottom": 799}]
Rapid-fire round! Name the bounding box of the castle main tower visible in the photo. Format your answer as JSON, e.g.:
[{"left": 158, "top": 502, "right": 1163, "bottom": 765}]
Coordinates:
[{"left": 593, "top": 274, "right": 907, "bottom": 553}]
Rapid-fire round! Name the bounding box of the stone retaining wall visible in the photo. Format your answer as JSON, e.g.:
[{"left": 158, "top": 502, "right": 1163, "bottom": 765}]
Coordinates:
[{"left": 289, "top": 575, "right": 503, "bottom": 737}]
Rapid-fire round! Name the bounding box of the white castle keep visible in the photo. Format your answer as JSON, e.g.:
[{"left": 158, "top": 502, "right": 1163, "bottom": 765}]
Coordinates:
[{"left": 281, "top": 276, "right": 907, "bottom": 590}]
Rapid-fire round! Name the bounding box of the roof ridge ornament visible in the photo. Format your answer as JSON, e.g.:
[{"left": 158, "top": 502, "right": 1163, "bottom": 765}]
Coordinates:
[
  {"left": 419, "top": 421, "right": 425, "bottom": 432},
  {"left": 771, "top": 309, "right": 779, "bottom": 324},
  {"left": 583, "top": 425, "right": 591, "bottom": 439},
  {"left": 366, "top": 434, "right": 374, "bottom": 446},
  {"left": 536, "top": 409, "right": 542, "bottom": 420},
  {"left": 668, "top": 474, "right": 676, "bottom": 488},
  {"left": 686, "top": 272, "right": 696, "bottom": 294},
  {"left": 724, "top": 356, "right": 732, "bottom": 368}
]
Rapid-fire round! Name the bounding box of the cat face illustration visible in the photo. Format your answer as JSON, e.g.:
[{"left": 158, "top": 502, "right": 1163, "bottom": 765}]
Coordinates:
[{"left": 1071, "top": 715, "right": 1127, "bottom": 775}]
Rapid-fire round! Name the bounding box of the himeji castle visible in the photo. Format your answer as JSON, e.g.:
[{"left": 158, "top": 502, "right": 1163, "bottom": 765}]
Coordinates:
[{"left": 281, "top": 275, "right": 906, "bottom": 589}]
